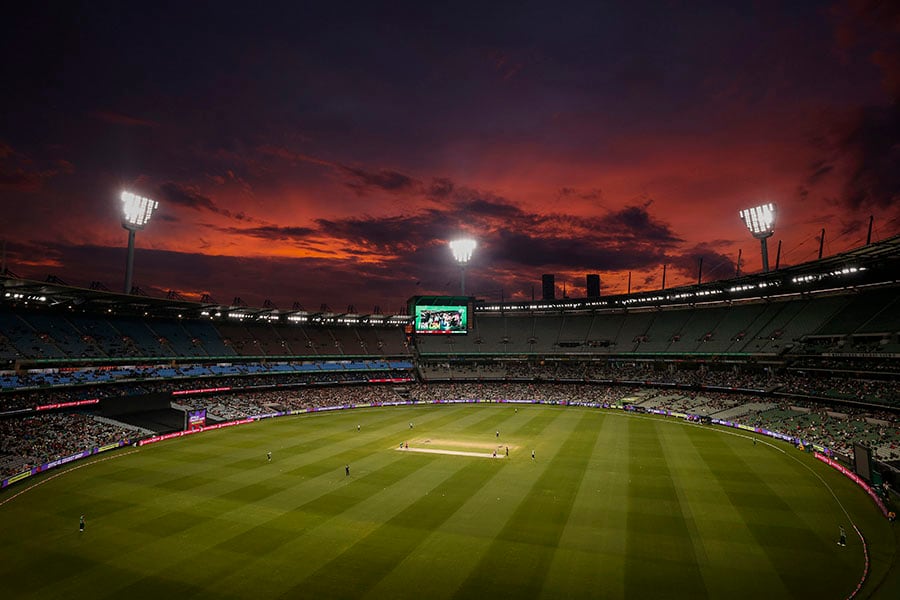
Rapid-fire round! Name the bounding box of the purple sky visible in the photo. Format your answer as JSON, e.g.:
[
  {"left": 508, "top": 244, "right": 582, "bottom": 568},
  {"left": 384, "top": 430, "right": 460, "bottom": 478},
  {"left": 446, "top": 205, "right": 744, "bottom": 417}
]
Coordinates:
[{"left": 1, "top": 1, "right": 898, "bottom": 313}]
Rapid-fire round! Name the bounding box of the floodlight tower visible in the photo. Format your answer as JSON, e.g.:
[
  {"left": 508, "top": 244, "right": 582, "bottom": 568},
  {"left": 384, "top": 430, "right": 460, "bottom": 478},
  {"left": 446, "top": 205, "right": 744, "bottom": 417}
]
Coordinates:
[
  {"left": 449, "top": 238, "right": 477, "bottom": 295},
  {"left": 738, "top": 203, "right": 776, "bottom": 272},
  {"left": 120, "top": 190, "right": 159, "bottom": 294}
]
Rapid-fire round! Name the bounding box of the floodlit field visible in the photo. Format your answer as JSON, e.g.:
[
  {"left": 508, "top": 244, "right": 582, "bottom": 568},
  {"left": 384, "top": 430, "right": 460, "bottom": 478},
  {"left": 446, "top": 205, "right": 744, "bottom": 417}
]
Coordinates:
[{"left": 1, "top": 404, "right": 897, "bottom": 599}]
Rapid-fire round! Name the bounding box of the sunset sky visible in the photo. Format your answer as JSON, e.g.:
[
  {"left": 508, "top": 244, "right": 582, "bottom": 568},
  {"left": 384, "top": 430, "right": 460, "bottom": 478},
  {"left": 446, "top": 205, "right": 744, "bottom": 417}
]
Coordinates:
[{"left": 1, "top": 1, "right": 898, "bottom": 314}]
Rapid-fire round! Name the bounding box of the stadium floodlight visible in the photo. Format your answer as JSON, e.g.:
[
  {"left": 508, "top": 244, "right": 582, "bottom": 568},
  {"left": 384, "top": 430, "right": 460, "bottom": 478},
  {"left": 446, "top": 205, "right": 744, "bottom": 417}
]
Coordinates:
[
  {"left": 449, "top": 238, "right": 477, "bottom": 295},
  {"left": 739, "top": 202, "right": 776, "bottom": 272},
  {"left": 120, "top": 190, "right": 159, "bottom": 294}
]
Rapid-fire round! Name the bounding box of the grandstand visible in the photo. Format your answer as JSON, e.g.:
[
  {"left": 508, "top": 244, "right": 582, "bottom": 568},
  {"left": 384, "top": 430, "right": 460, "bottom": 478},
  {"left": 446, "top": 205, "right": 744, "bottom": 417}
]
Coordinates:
[
  {"left": 0, "top": 241, "right": 896, "bottom": 479},
  {"left": 0, "top": 236, "right": 898, "bottom": 474}
]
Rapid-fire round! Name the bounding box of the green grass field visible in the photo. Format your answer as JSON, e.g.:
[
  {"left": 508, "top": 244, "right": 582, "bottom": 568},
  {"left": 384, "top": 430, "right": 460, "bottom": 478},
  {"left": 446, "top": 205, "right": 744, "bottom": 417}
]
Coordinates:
[{"left": 1, "top": 404, "right": 897, "bottom": 599}]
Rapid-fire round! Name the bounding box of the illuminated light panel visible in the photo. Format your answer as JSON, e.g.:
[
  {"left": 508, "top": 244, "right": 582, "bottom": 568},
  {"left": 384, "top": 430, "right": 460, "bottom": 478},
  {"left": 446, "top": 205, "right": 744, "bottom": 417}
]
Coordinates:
[
  {"left": 121, "top": 190, "right": 159, "bottom": 229},
  {"left": 738, "top": 203, "right": 776, "bottom": 236},
  {"left": 449, "top": 238, "right": 477, "bottom": 264},
  {"left": 35, "top": 398, "right": 100, "bottom": 411}
]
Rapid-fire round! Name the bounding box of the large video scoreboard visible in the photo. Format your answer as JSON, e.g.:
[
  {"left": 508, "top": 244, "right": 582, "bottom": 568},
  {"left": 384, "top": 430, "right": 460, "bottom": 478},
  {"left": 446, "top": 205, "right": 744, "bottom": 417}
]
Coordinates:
[{"left": 408, "top": 296, "right": 471, "bottom": 335}]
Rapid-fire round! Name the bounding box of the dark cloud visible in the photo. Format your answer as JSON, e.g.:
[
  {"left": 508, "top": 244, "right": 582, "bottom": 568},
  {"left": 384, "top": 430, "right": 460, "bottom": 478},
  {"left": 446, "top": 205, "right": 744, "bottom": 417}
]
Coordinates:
[
  {"left": 0, "top": 146, "right": 75, "bottom": 191},
  {"left": 206, "top": 169, "right": 254, "bottom": 195},
  {"left": 809, "top": 104, "right": 900, "bottom": 213},
  {"left": 295, "top": 188, "right": 681, "bottom": 275},
  {"left": 459, "top": 197, "right": 528, "bottom": 220},
  {"left": 158, "top": 181, "right": 265, "bottom": 223},
  {"left": 873, "top": 49, "right": 900, "bottom": 102},
  {"left": 806, "top": 160, "right": 834, "bottom": 184},
  {"left": 487, "top": 229, "right": 667, "bottom": 272},
  {"left": 159, "top": 181, "right": 218, "bottom": 212},
  {"left": 428, "top": 177, "right": 455, "bottom": 199},
  {"left": 837, "top": 105, "right": 900, "bottom": 211},
  {"left": 316, "top": 213, "right": 446, "bottom": 253},
  {"left": 486, "top": 48, "right": 525, "bottom": 82},
  {"left": 835, "top": 0, "right": 900, "bottom": 99},
  {"left": 668, "top": 242, "right": 737, "bottom": 281},
  {"left": 259, "top": 144, "right": 422, "bottom": 196},
  {"left": 588, "top": 204, "right": 683, "bottom": 246},
  {"left": 821, "top": 2, "right": 900, "bottom": 213},
  {"left": 556, "top": 187, "right": 603, "bottom": 201},
  {"left": 1, "top": 240, "right": 67, "bottom": 273},
  {"left": 0, "top": 170, "right": 44, "bottom": 191},
  {"left": 257, "top": 145, "right": 334, "bottom": 168},
  {"left": 217, "top": 224, "right": 317, "bottom": 241},
  {"left": 838, "top": 217, "right": 868, "bottom": 237},
  {"left": 339, "top": 165, "right": 421, "bottom": 195}
]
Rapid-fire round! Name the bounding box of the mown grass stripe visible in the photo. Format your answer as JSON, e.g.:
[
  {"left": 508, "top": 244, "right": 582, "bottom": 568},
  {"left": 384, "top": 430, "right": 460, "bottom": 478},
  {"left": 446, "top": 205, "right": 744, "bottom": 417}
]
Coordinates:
[
  {"left": 691, "top": 430, "right": 858, "bottom": 599},
  {"left": 451, "top": 409, "right": 601, "bottom": 599},
  {"left": 658, "top": 424, "right": 788, "bottom": 595},
  {"left": 624, "top": 418, "right": 709, "bottom": 599},
  {"left": 280, "top": 459, "right": 502, "bottom": 599},
  {"left": 541, "top": 412, "right": 628, "bottom": 598},
  {"left": 118, "top": 411, "right": 452, "bottom": 537},
  {"left": 214, "top": 454, "right": 441, "bottom": 554},
  {"left": 66, "top": 417, "right": 448, "bottom": 600}
]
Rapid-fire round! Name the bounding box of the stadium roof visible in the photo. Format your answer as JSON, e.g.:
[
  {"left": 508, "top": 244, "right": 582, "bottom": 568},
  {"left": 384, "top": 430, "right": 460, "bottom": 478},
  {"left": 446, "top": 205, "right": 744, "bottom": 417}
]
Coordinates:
[
  {"left": 0, "top": 276, "right": 409, "bottom": 326},
  {"left": 477, "top": 233, "right": 900, "bottom": 313},
  {"left": 2, "top": 234, "right": 899, "bottom": 320}
]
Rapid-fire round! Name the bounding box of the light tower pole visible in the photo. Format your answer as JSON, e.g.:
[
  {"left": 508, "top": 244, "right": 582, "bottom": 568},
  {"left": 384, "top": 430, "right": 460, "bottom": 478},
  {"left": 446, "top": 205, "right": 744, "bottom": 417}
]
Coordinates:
[
  {"left": 121, "top": 190, "right": 159, "bottom": 294},
  {"left": 449, "top": 238, "right": 477, "bottom": 295},
  {"left": 739, "top": 203, "right": 777, "bottom": 273}
]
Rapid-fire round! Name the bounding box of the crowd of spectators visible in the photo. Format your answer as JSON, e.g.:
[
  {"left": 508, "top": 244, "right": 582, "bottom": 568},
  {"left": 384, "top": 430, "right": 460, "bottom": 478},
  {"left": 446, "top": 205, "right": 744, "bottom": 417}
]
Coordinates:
[
  {"left": 0, "top": 368, "right": 413, "bottom": 412},
  {"left": 201, "top": 385, "right": 406, "bottom": 420},
  {"left": 791, "top": 338, "right": 899, "bottom": 358},
  {"left": 640, "top": 393, "right": 900, "bottom": 461},
  {"left": 788, "top": 356, "right": 900, "bottom": 375},
  {"left": 2, "top": 377, "right": 897, "bottom": 483},
  {"left": 0, "top": 413, "right": 143, "bottom": 479},
  {"left": 0, "top": 359, "right": 412, "bottom": 392},
  {"left": 0, "top": 384, "right": 152, "bottom": 412},
  {"left": 409, "top": 381, "right": 633, "bottom": 405},
  {"left": 422, "top": 360, "right": 898, "bottom": 407},
  {"left": 635, "top": 390, "right": 746, "bottom": 416},
  {"left": 439, "top": 359, "right": 778, "bottom": 390},
  {"left": 752, "top": 401, "right": 900, "bottom": 460},
  {"left": 776, "top": 373, "right": 897, "bottom": 407}
]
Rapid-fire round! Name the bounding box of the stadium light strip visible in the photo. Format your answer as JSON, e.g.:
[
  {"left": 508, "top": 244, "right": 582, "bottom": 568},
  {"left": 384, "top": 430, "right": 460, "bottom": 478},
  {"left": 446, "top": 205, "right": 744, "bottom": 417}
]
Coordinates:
[
  {"left": 137, "top": 418, "right": 253, "bottom": 446},
  {"left": 171, "top": 386, "right": 231, "bottom": 395},
  {"left": 35, "top": 398, "right": 100, "bottom": 411}
]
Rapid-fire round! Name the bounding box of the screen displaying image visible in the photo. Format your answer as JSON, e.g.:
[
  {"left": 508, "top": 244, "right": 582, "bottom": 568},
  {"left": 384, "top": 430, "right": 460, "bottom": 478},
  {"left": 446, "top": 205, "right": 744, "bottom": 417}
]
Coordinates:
[
  {"left": 186, "top": 409, "right": 207, "bottom": 431},
  {"left": 414, "top": 305, "right": 468, "bottom": 334}
]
